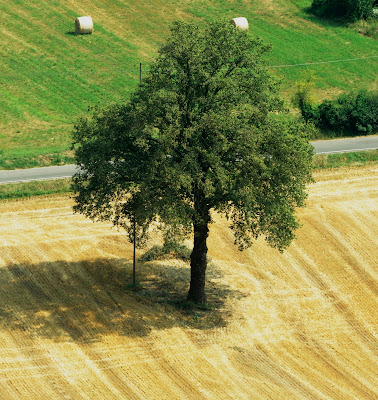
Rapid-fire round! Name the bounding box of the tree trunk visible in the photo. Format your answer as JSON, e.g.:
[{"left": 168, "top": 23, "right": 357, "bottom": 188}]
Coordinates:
[{"left": 187, "top": 216, "right": 210, "bottom": 304}]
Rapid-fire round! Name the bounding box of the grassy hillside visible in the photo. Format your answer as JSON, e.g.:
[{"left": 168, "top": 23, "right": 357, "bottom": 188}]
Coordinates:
[
  {"left": 0, "top": 0, "right": 377, "bottom": 169},
  {"left": 0, "top": 166, "right": 377, "bottom": 399}
]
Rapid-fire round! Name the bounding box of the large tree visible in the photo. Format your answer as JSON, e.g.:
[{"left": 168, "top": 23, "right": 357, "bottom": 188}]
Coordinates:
[{"left": 72, "top": 20, "right": 314, "bottom": 304}]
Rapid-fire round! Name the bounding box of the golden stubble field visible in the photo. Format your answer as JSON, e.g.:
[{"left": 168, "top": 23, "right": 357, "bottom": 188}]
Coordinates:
[{"left": 0, "top": 166, "right": 377, "bottom": 399}]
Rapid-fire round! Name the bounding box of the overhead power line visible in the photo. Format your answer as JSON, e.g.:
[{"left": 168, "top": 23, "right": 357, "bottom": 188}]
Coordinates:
[
  {"left": 268, "top": 55, "right": 378, "bottom": 68},
  {"left": 0, "top": 55, "right": 376, "bottom": 78}
]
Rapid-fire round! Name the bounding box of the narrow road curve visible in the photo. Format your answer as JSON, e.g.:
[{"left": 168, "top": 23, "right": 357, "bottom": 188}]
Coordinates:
[{"left": 0, "top": 136, "right": 377, "bottom": 185}]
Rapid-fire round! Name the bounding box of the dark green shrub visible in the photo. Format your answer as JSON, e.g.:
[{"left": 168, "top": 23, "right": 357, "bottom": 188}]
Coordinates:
[
  {"left": 317, "top": 96, "right": 353, "bottom": 131},
  {"left": 310, "top": 0, "right": 374, "bottom": 21},
  {"left": 140, "top": 240, "right": 191, "bottom": 262},
  {"left": 292, "top": 71, "right": 318, "bottom": 123},
  {"left": 351, "top": 91, "right": 378, "bottom": 132},
  {"left": 302, "top": 90, "right": 377, "bottom": 136}
]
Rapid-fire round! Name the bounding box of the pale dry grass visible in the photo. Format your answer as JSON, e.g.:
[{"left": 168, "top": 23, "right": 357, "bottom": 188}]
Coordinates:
[{"left": 0, "top": 165, "right": 377, "bottom": 399}]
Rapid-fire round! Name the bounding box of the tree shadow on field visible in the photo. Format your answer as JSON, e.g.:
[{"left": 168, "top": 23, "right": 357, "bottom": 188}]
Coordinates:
[
  {"left": 301, "top": 7, "right": 349, "bottom": 28},
  {"left": 0, "top": 258, "right": 243, "bottom": 343}
]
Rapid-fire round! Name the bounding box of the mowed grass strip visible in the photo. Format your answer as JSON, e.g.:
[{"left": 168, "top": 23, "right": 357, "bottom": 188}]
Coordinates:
[
  {"left": 0, "top": 0, "right": 377, "bottom": 169},
  {"left": 1, "top": 151, "right": 377, "bottom": 201},
  {"left": 0, "top": 178, "right": 71, "bottom": 200},
  {"left": 312, "top": 149, "right": 378, "bottom": 169}
]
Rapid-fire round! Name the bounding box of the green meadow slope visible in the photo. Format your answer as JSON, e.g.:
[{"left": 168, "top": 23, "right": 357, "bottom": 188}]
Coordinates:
[{"left": 0, "top": 0, "right": 377, "bottom": 169}]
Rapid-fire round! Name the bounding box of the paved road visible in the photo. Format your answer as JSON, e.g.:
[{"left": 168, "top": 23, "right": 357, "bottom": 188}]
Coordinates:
[
  {"left": 0, "top": 164, "right": 81, "bottom": 185},
  {"left": 311, "top": 135, "right": 378, "bottom": 155},
  {"left": 0, "top": 136, "right": 377, "bottom": 185}
]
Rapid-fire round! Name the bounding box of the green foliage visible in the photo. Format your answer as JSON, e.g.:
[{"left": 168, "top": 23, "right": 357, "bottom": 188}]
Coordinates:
[
  {"left": 139, "top": 241, "right": 192, "bottom": 262},
  {"left": 73, "top": 20, "right": 313, "bottom": 250},
  {"left": 292, "top": 71, "right": 317, "bottom": 123},
  {"left": 310, "top": 0, "right": 374, "bottom": 21},
  {"left": 72, "top": 20, "right": 314, "bottom": 303},
  {"left": 298, "top": 90, "right": 378, "bottom": 136},
  {"left": 352, "top": 16, "right": 378, "bottom": 38}
]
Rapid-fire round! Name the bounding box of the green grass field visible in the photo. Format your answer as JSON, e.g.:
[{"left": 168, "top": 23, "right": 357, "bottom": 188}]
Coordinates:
[{"left": 0, "top": 0, "right": 377, "bottom": 169}]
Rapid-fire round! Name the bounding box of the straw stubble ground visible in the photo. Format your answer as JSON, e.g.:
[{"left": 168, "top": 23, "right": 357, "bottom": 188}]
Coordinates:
[{"left": 0, "top": 166, "right": 377, "bottom": 399}]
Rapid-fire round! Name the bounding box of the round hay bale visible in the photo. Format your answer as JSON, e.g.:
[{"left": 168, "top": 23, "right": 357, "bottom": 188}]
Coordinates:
[
  {"left": 75, "top": 16, "right": 93, "bottom": 34},
  {"left": 230, "top": 17, "right": 249, "bottom": 31}
]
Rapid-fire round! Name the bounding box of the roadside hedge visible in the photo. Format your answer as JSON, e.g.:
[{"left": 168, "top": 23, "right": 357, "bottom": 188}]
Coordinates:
[
  {"left": 299, "top": 90, "right": 378, "bottom": 136},
  {"left": 310, "top": 0, "right": 374, "bottom": 21}
]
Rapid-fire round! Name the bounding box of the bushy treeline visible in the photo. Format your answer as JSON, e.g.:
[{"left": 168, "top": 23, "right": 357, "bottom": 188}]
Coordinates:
[
  {"left": 310, "top": 0, "right": 375, "bottom": 21},
  {"left": 298, "top": 90, "right": 378, "bottom": 136}
]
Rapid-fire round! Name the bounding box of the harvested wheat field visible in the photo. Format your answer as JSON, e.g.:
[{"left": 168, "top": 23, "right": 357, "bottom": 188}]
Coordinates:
[{"left": 0, "top": 166, "right": 377, "bottom": 399}]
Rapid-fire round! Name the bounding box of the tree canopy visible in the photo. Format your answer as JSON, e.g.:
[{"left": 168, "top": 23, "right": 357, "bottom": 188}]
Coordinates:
[
  {"left": 72, "top": 20, "right": 314, "bottom": 304},
  {"left": 310, "top": 0, "right": 374, "bottom": 21}
]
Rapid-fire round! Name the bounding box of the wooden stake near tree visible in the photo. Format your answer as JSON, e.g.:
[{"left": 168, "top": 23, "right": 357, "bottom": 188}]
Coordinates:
[
  {"left": 133, "top": 214, "right": 136, "bottom": 286},
  {"left": 72, "top": 20, "right": 314, "bottom": 304}
]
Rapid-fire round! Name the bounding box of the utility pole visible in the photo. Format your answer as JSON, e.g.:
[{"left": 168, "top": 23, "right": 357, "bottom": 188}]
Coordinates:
[
  {"left": 133, "top": 215, "right": 136, "bottom": 286},
  {"left": 130, "top": 63, "right": 143, "bottom": 288},
  {"left": 131, "top": 64, "right": 142, "bottom": 287}
]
